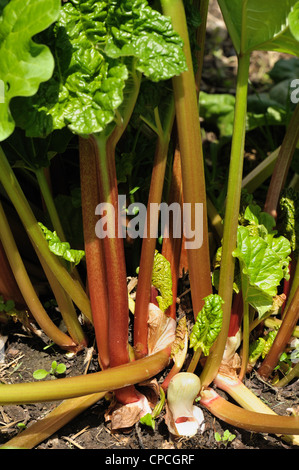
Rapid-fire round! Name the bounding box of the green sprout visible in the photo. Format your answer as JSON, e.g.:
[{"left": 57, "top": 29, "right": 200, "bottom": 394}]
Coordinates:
[
  {"left": 215, "top": 429, "right": 236, "bottom": 446},
  {"left": 33, "top": 361, "right": 67, "bottom": 380}
]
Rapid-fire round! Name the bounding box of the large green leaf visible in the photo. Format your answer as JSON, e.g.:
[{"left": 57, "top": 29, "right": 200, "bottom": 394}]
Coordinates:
[
  {"left": 12, "top": 0, "right": 186, "bottom": 137},
  {"left": 217, "top": 0, "right": 299, "bottom": 56},
  {"left": 0, "top": 0, "right": 60, "bottom": 141}
]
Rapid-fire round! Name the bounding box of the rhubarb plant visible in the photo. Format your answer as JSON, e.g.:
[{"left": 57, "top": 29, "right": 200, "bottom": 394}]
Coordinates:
[{"left": 0, "top": 0, "right": 299, "bottom": 450}]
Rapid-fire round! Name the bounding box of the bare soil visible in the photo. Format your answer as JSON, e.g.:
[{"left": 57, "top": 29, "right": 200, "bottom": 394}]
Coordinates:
[{"left": 0, "top": 288, "right": 298, "bottom": 452}]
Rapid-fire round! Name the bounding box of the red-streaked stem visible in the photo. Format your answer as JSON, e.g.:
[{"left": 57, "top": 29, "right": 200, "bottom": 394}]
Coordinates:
[
  {"left": 228, "top": 292, "right": 243, "bottom": 337},
  {"left": 281, "top": 257, "right": 296, "bottom": 315},
  {"left": 161, "top": 0, "right": 212, "bottom": 319},
  {"left": 200, "top": 388, "right": 299, "bottom": 437},
  {"left": 94, "top": 134, "right": 139, "bottom": 404},
  {"left": 0, "top": 346, "right": 171, "bottom": 405},
  {"left": 258, "top": 283, "right": 299, "bottom": 380},
  {"left": 79, "top": 136, "right": 109, "bottom": 369},
  {"left": 134, "top": 131, "right": 173, "bottom": 359},
  {"left": 264, "top": 102, "right": 299, "bottom": 218},
  {"left": 162, "top": 147, "right": 183, "bottom": 322},
  {"left": 0, "top": 240, "right": 25, "bottom": 308}
]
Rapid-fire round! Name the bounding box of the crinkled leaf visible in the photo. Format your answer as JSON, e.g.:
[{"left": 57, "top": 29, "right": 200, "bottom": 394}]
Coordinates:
[
  {"left": 243, "top": 204, "right": 276, "bottom": 235},
  {"left": 151, "top": 250, "right": 173, "bottom": 312},
  {"left": 277, "top": 187, "right": 299, "bottom": 255},
  {"left": 39, "top": 222, "right": 85, "bottom": 266},
  {"left": 249, "top": 337, "right": 266, "bottom": 365},
  {"left": 0, "top": 0, "right": 60, "bottom": 141},
  {"left": 233, "top": 225, "right": 291, "bottom": 317},
  {"left": 12, "top": 0, "right": 186, "bottom": 137},
  {"left": 189, "top": 294, "right": 224, "bottom": 356},
  {"left": 104, "top": 1, "right": 187, "bottom": 82}
]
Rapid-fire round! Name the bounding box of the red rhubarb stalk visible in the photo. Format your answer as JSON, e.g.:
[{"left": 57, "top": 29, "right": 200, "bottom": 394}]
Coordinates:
[
  {"left": 134, "top": 127, "right": 174, "bottom": 359},
  {"left": 79, "top": 136, "right": 109, "bottom": 369},
  {"left": 95, "top": 134, "right": 139, "bottom": 404},
  {"left": 162, "top": 147, "right": 183, "bottom": 322},
  {"left": 258, "top": 282, "right": 299, "bottom": 380}
]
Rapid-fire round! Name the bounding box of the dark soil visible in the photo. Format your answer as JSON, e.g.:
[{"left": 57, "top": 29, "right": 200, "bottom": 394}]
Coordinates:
[
  {"left": 0, "top": 0, "right": 298, "bottom": 454},
  {"left": 0, "top": 288, "right": 298, "bottom": 452}
]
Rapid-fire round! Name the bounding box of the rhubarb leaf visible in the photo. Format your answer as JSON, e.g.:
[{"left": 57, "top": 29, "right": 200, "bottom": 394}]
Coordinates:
[
  {"left": 233, "top": 224, "right": 291, "bottom": 317},
  {"left": 38, "top": 223, "right": 85, "bottom": 267},
  {"left": 277, "top": 188, "right": 299, "bottom": 256},
  {"left": 218, "top": 0, "right": 299, "bottom": 56},
  {"left": 104, "top": 1, "right": 187, "bottom": 82},
  {"left": 151, "top": 251, "right": 173, "bottom": 313},
  {"left": 0, "top": 0, "right": 60, "bottom": 141},
  {"left": 12, "top": 0, "right": 186, "bottom": 137},
  {"left": 189, "top": 294, "right": 224, "bottom": 356}
]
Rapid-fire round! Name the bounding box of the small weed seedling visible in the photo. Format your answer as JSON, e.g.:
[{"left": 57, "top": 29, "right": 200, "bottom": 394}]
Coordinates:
[
  {"left": 33, "top": 361, "right": 66, "bottom": 380},
  {"left": 215, "top": 429, "right": 236, "bottom": 447}
]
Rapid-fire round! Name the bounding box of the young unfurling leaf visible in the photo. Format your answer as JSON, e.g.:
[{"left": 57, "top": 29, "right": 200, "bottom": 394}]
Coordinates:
[
  {"left": 151, "top": 250, "right": 173, "bottom": 313},
  {"left": 39, "top": 223, "right": 85, "bottom": 267},
  {"left": 277, "top": 188, "right": 299, "bottom": 256},
  {"left": 189, "top": 294, "right": 224, "bottom": 356}
]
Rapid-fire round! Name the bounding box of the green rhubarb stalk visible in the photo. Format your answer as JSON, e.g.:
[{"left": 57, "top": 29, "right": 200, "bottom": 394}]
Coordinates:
[
  {"left": 0, "top": 146, "right": 92, "bottom": 322},
  {"left": 134, "top": 102, "right": 175, "bottom": 358},
  {"left": 0, "top": 392, "right": 106, "bottom": 449},
  {"left": 200, "top": 388, "right": 299, "bottom": 440},
  {"left": 275, "top": 362, "right": 299, "bottom": 388},
  {"left": 239, "top": 280, "right": 249, "bottom": 381},
  {"left": 35, "top": 167, "right": 66, "bottom": 244},
  {"left": 0, "top": 346, "right": 171, "bottom": 405},
  {"left": 194, "top": 0, "right": 210, "bottom": 95},
  {"left": 35, "top": 167, "right": 87, "bottom": 347},
  {"left": 0, "top": 202, "right": 76, "bottom": 351},
  {"left": 160, "top": 0, "right": 212, "bottom": 318},
  {"left": 200, "top": 52, "right": 250, "bottom": 388},
  {"left": 36, "top": 250, "right": 87, "bottom": 349},
  {"left": 264, "top": 102, "right": 299, "bottom": 218},
  {"left": 213, "top": 372, "right": 299, "bottom": 445}
]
